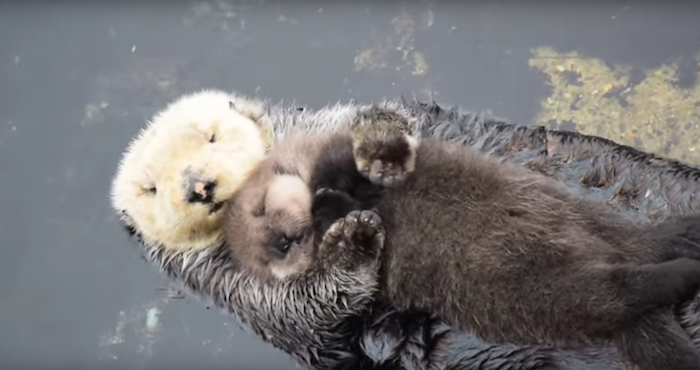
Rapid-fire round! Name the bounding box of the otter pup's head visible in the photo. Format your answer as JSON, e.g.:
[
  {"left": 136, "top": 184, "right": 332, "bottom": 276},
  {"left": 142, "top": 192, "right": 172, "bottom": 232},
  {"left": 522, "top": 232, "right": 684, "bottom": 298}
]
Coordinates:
[
  {"left": 350, "top": 106, "right": 419, "bottom": 187},
  {"left": 224, "top": 167, "right": 317, "bottom": 281},
  {"left": 111, "top": 89, "right": 274, "bottom": 252},
  {"left": 222, "top": 133, "right": 354, "bottom": 281}
]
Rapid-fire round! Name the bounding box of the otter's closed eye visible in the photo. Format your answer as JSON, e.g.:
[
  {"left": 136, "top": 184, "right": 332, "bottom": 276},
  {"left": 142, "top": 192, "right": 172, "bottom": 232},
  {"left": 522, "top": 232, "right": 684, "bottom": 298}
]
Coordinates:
[
  {"left": 141, "top": 185, "right": 156, "bottom": 195},
  {"left": 209, "top": 133, "right": 216, "bottom": 143}
]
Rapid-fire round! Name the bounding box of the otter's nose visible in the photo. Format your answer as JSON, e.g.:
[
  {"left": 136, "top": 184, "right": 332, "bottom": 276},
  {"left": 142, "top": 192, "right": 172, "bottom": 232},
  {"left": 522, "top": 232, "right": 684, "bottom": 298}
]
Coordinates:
[{"left": 186, "top": 178, "right": 217, "bottom": 204}]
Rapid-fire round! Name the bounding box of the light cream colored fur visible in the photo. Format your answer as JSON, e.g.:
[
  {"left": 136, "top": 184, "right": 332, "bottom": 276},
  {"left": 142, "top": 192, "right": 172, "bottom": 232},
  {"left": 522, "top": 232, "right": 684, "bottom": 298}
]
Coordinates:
[{"left": 111, "top": 90, "right": 273, "bottom": 251}]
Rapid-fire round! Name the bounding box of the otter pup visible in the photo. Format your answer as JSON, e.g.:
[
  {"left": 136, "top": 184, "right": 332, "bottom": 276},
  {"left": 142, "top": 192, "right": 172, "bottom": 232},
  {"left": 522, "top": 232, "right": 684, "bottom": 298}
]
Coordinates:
[{"left": 223, "top": 107, "right": 700, "bottom": 370}]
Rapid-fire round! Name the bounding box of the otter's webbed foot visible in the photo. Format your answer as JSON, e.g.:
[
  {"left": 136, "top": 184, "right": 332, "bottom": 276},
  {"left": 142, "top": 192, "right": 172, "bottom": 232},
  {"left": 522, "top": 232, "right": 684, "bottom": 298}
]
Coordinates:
[
  {"left": 351, "top": 106, "right": 419, "bottom": 188},
  {"left": 317, "top": 209, "right": 385, "bottom": 272}
]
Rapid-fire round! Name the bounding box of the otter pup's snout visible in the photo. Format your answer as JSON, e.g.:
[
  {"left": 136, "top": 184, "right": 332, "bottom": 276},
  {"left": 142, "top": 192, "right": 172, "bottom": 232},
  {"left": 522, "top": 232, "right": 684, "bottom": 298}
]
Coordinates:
[{"left": 186, "top": 178, "right": 217, "bottom": 204}]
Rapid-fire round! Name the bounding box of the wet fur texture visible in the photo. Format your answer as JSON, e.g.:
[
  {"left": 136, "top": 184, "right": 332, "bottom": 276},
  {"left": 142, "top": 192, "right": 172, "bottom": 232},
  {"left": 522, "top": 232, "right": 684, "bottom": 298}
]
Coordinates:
[
  {"left": 112, "top": 89, "right": 700, "bottom": 370},
  {"left": 224, "top": 117, "right": 700, "bottom": 370},
  {"left": 326, "top": 135, "right": 700, "bottom": 370}
]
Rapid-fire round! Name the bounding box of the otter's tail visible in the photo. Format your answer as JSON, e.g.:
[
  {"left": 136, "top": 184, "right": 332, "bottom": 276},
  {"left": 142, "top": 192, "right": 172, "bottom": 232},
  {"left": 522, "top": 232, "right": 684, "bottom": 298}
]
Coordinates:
[
  {"left": 645, "top": 214, "right": 700, "bottom": 261},
  {"left": 611, "top": 258, "right": 700, "bottom": 317},
  {"left": 614, "top": 311, "right": 700, "bottom": 370}
]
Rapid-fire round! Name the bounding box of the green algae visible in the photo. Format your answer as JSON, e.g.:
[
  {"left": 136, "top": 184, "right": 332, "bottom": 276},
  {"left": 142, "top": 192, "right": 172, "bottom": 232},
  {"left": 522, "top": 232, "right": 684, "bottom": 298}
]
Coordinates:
[{"left": 530, "top": 46, "right": 700, "bottom": 165}]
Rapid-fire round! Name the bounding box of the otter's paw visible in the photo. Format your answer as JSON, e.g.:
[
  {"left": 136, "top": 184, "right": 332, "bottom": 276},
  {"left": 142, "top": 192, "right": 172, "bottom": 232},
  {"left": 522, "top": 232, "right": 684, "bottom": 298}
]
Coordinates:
[
  {"left": 343, "top": 209, "right": 384, "bottom": 246},
  {"left": 319, "top": 209, "right": 385, "bottom": 269},
  {"left": 351, "top": 121, "right": 417, "bottom": 188}
]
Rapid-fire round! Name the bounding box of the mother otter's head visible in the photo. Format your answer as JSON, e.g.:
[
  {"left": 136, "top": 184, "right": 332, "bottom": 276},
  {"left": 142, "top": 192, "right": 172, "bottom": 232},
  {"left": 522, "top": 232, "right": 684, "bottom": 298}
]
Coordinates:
[{"left": 110, "top": 89, "right": 274, "bottom": 252}]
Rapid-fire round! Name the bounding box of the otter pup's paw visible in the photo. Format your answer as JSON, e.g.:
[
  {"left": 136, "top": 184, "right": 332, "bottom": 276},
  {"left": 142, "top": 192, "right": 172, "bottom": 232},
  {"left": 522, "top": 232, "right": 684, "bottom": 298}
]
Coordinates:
[
  {"left": 351, "top": 107, "right": 418, "bottom": 188},
  {"left": 343, "top": 209, "right": 384, "bottom": 251},
  {"left": 318, "top": 209, "right": 385, "bottom": 270}
]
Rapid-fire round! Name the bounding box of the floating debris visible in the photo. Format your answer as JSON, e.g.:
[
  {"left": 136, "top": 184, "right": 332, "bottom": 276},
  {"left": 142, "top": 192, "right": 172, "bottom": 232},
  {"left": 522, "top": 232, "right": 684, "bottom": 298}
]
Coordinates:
[
  {"left": 146, "top": 307, "right": 162, "bottom": 334},
  {"left": 156, "top": 285, "right": 185, "bottom": 299},
  {"left": 80, "top": 101, "right": 110, "bottom": 127},
  {"left": 354, "top": 49, "right": 383, "bottom": 72},
  {"left": 98, "top": 298, "right": 169, "bottom": 363},
  {"left": 0, "top": 121, "right": 18, "bottom": 147},
  {"left": 353, "top": 6, "right": 433, "bottom": 76},
  {"left": 412, "top": 51, "right": 428, "bottom": 75},
  {"left": 278, "top": 14, "right": 299, "bottom": 26}
]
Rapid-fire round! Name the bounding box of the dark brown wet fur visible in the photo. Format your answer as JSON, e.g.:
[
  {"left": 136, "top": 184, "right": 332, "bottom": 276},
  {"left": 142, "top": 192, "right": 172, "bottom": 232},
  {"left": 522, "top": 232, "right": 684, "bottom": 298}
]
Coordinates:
[
  {"left": 224, "top": 123, "right": 700, "bottom": 370},
  {"left": 308, "top": 131, "right": 700, "bottom": 370}
]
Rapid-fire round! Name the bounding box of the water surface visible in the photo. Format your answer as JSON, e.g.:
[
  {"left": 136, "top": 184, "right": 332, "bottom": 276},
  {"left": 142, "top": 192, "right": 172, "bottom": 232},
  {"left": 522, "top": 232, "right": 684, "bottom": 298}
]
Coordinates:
[{"left": 1, "top": 1, "right": 699, "bottom": 369}]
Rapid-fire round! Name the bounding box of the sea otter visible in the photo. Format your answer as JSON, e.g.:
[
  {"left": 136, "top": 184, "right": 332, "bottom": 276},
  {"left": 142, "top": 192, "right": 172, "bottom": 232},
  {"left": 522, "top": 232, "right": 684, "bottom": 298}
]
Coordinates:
[
  {"left": 111, "top": 89, "right": 700, "bottom": 370},
  {"left": 222, "top": 107, "right": 700, "bottom": 370}
]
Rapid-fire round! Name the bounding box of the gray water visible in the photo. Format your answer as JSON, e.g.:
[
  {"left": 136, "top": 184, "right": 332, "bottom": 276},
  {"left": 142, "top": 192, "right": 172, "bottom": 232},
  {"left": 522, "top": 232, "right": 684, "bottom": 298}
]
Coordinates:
[{"left": 2, "top": 1, "right": 699, "bottom": 369}]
